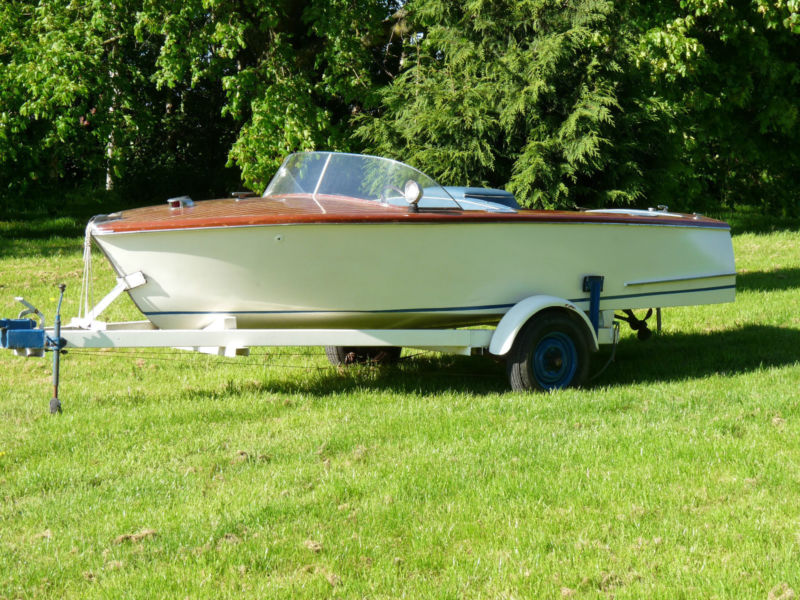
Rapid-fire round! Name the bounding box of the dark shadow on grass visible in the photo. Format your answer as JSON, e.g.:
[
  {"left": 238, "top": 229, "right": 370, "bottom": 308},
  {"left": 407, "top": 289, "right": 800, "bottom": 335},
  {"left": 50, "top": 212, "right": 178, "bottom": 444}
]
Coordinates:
[
  {"left": 598, "top": 324, "right": 800, "bottom": 388},
  {"left": 0, "top": 217, "right": 86, "bottom": 238},
  {"left": 298, "top": 353, "right": 511, "bottom": 396},
  {"left": 58, "top": 323, "right": 795, "bottom": 404},
  {"left": 181, "top": 353, "right": 511, "bottom": 399},
  {"left": 736, "top": 268, "right": 800, "bottom": 292},
  {"left": 0, "top": 238, "right": 84, "bottom": 259},
  {"left": 715, "top": 209, "right": 800, "bottom": 236},
  {"left": 0, "top": 218, "right": 86, "bottom": 259},
  {"left": 183, "top": 324, "right": 798, "bottom": 398},
  {"left": 250, "top": 324, "right": 798, "bottom": 396}
]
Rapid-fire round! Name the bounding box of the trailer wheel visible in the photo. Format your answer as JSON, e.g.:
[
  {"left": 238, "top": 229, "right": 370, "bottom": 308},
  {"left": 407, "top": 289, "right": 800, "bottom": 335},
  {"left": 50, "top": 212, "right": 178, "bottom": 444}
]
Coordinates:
[
  {"left": 324, "top": 346, "right": 402, "bottom": 366},
  {"left": 506, "top": 313, "right": 590, "bottom": 391}
]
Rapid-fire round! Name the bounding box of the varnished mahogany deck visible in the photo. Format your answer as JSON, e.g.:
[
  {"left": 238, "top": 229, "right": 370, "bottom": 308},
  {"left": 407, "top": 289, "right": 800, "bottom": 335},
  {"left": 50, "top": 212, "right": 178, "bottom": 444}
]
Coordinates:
[{"left": 94, "top": 194, "right": 729, "bottom": 233}]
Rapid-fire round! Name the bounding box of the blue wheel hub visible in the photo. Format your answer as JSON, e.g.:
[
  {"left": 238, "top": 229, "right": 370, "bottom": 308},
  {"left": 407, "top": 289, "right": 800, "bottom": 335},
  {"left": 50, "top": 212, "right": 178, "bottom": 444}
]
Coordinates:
[{"left": 532, "top": 332, "right": 577, "bottom": 389}]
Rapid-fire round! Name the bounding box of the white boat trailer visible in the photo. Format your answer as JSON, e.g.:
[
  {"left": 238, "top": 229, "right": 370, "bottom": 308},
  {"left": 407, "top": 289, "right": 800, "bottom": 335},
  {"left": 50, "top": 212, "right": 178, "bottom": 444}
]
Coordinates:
[{"left": 2, "top": 274, "right": 625, "bottom": 413}]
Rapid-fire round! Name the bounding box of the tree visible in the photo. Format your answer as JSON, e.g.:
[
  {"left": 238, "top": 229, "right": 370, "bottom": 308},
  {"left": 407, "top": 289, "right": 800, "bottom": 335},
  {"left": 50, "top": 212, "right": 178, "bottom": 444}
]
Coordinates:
[
  {"left": 358, "top": 0, "right": 676, "bottom": 208},
  {"left": 636, "top": 0, "right": 800, "bottom": 215},
  {"left": 0, "top": 0, "right": 402, "bottom": 211},
  {"left": 2, "top": 0, "right": 797, "bottom": 215},
  {"left": 359, "top": 0, "right": 800, "bottom": 213},
  {"left": 136, "top": 0, "right": 402, "bottom": 191},
  {"left": 0, "top": 0, "right": 120, "bottom": 197},
  {"left": 0, "top": 0, "right": 238, "bottom": 209}
]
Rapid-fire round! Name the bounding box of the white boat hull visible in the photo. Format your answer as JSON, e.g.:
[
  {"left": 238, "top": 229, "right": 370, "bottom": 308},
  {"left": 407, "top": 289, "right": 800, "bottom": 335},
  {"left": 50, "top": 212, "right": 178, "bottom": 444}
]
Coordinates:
[{"left": 92, "top": 220, "right": 736, "bottom": 331}]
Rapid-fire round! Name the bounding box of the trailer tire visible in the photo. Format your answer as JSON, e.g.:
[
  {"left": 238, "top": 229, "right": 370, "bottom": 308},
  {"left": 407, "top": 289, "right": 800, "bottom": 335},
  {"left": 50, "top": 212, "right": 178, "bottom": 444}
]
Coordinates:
[
  {"left": 324, "top": 346, "right": 402, "bottom": 366},
  {"left": 506, "top": 312, "right": 590, "bottom": 391}
]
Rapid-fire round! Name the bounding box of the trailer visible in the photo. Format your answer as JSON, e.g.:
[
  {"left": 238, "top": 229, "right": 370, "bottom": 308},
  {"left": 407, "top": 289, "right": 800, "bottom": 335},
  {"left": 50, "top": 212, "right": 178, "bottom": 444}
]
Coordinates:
[{"left": 2, "top": 275, "right": 626, "bottom": 413}]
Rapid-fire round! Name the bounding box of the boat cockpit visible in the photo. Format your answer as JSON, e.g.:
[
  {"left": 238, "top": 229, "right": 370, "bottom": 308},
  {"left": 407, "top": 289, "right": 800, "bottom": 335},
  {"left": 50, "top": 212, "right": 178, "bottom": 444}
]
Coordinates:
[{"left": 263, "top": 151, "right": 518, "bottom": 213}]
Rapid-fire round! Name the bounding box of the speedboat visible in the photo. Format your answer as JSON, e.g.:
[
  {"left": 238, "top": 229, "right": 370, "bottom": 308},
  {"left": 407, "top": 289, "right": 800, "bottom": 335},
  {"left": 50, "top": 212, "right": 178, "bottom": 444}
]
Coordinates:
[
  {"left": 0, "top": 151, "right": 737, "bottom": 401},
  {"left": 88, "top": 152, "right": 736, "bottom": 332}
]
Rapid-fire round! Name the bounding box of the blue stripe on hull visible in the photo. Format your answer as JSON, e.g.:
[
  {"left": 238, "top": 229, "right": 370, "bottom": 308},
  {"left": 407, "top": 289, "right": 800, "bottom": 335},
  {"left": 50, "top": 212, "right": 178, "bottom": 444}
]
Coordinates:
[{"left": 142, "top": 284, "right": 735, "bottom": 317}]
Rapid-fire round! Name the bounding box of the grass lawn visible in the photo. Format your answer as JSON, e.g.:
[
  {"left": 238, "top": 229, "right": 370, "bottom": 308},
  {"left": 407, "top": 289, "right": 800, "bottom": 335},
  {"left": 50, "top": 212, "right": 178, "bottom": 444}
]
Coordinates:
[{"left": 1, "top": 217, "right": 799, "bottom": 599}]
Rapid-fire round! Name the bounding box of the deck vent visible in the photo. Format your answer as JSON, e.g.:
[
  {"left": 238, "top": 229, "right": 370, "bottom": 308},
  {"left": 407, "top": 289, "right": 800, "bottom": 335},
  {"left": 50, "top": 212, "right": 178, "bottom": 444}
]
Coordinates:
[{"left": 167, "top": 195, "right": 194, "bottom": 209}]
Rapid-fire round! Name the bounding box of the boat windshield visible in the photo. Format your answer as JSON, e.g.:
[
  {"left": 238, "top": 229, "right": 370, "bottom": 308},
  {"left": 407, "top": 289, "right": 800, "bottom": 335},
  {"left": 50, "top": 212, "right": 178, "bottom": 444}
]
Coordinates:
[{"left": 263, "top": 152, "right": 461, "bottom": 210}]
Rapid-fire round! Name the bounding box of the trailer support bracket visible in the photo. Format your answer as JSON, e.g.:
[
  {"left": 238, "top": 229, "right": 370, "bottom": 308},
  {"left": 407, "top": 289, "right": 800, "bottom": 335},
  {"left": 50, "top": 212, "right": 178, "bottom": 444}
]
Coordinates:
[
  {"left": 582, "top": 275, "right": 604, "bottom": 334},
  {"left": 71, "top": 271, "right": 146, "bottom": 329}
]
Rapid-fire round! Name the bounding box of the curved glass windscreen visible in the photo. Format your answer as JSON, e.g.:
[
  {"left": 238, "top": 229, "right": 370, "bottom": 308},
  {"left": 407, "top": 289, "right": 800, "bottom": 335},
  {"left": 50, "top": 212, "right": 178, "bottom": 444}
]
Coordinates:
[{"left": 263, "top": 152, "right": 461, "bottom": 210}]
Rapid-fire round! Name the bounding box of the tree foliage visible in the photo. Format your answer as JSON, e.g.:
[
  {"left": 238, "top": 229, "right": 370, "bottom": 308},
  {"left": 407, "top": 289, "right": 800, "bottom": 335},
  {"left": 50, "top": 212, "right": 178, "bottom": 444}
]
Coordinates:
[
  {"left": 0, "top": 0, "right": 798, "bottom": 215},
  {"left": 0, "top": 0, "right": 238, "bottom": 209},
  {"left": 636, "top": 0, "right": 800, "bottom": 215},
  {"left": 358, "top": 0, "right": 800, "bottom": 212},
  {"left": 0, "top": 0, "right": 399, "bottom": 209},
  {"left": 136, "top": 0, "right": 401, "bottom": 190},
  {"left": 359, "top": 0, "right": 656, "bottom": 208}
]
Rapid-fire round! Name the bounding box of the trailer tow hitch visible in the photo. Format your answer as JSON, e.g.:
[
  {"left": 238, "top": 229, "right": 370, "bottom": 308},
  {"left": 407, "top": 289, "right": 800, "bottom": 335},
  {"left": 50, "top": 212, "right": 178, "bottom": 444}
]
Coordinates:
[
  {"left": 0, "top": 284, "right": 67, "bottom": 413},
  {"left": 616, "top": 309, "right": 654, "bottom": 341}
]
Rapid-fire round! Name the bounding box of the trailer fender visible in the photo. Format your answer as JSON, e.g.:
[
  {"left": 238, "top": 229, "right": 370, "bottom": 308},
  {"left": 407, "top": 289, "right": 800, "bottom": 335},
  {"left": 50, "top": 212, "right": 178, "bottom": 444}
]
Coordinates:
[{"left": 489, "top": 295, "right": 599, "bottom": 356}]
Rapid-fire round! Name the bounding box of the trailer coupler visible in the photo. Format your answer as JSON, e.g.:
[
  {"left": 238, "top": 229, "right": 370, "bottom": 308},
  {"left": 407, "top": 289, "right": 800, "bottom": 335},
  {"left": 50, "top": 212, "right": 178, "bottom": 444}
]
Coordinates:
[{"left": 1, "top": 285, "right": 68, "bottom": 413}]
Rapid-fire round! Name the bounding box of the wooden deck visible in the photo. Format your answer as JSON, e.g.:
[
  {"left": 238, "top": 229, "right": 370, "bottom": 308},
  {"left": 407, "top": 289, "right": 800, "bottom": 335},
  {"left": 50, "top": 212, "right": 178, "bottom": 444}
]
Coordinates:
[{"left": 95, "top": 194, "right": 730, "bottom": 233}]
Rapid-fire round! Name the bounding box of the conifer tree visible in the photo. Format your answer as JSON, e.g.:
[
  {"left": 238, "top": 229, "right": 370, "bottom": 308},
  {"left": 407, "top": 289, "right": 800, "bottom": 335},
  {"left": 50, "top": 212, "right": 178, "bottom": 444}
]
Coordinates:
[
  {"left": 359, "top": 0, "right": 799, "bottom": 213},
  {"left": 359, "top": 0, "right": 671, "bottom": 208}
]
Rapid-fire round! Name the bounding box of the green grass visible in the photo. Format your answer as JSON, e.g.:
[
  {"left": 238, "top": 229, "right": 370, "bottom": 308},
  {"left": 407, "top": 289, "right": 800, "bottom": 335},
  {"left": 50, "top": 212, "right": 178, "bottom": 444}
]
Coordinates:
[{"left": 1, "top": 222, "right": 799, "bottom": 599}]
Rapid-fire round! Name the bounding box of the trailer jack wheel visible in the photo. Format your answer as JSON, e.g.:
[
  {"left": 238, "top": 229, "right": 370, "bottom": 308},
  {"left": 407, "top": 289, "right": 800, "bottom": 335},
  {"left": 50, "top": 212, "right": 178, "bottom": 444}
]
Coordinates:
[{"left": 506, "top": 313, "right": 590, "bottom": 392}]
